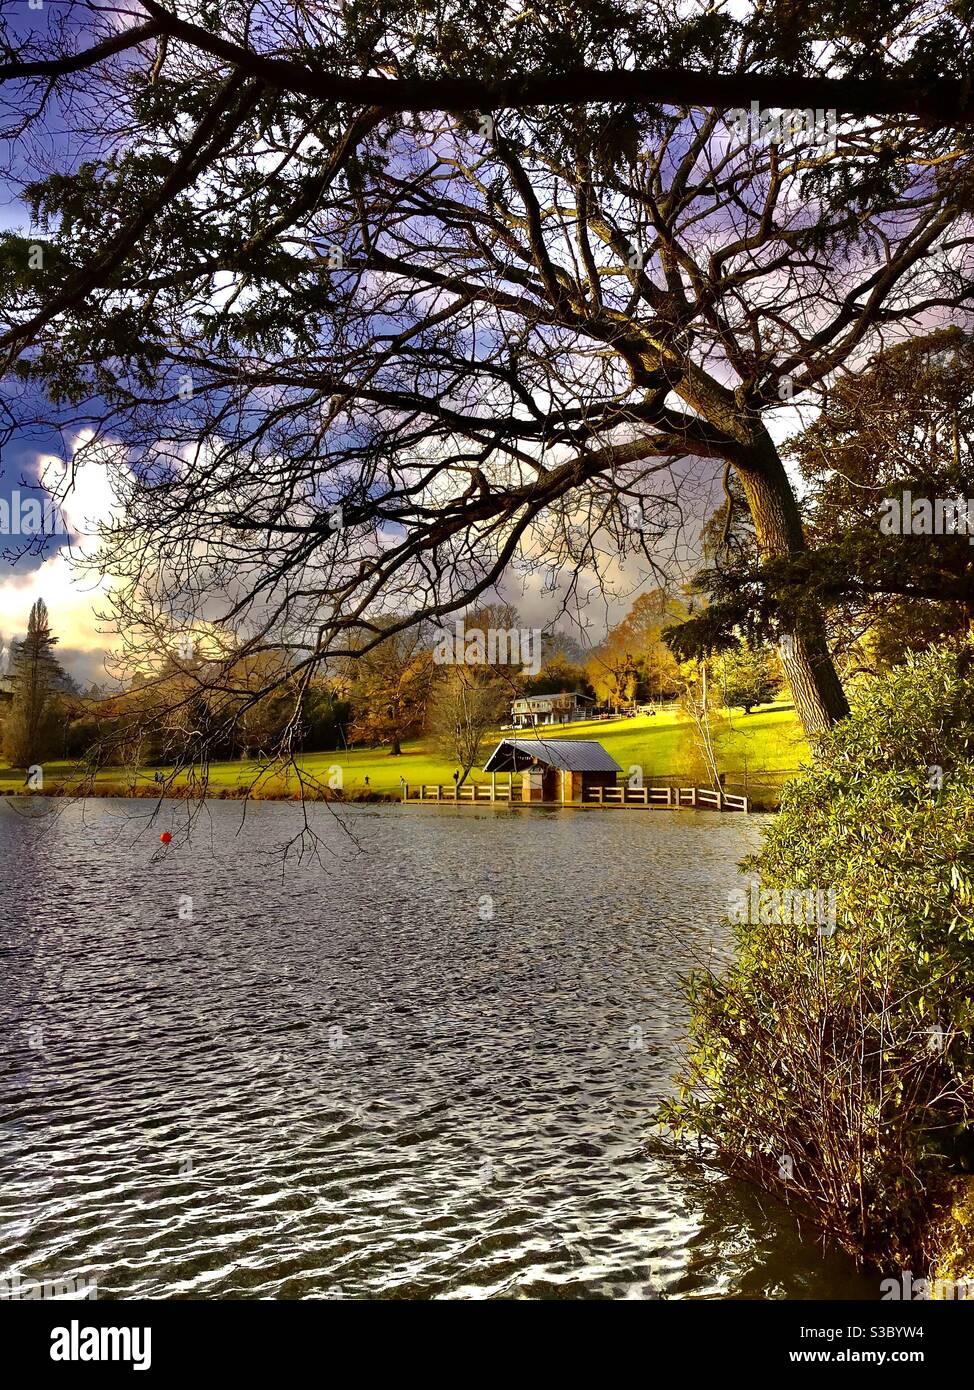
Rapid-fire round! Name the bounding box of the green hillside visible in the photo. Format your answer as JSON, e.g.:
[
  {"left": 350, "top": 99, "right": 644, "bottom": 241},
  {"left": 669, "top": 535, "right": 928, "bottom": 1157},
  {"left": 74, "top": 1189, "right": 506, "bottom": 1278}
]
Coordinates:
[{"left": 0, "top": 703, "right": 807, "bottom": 805}]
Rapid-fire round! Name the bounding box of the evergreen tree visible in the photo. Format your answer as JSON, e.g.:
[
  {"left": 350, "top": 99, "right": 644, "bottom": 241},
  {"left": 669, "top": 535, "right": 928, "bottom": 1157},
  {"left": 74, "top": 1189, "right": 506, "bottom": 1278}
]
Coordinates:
[{"left": 2, "top": 600, "right": 68, "bottom": 768}]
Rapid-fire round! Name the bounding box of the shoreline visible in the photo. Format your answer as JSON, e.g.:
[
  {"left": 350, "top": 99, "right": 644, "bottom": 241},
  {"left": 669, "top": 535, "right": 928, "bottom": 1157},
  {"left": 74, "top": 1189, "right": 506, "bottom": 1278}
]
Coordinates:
[
  {"left": 0, "top": 784, "right": 777, "bottom": 812},
  {"left": 0, "top": 783, "right": 397, "bottom": 805}
]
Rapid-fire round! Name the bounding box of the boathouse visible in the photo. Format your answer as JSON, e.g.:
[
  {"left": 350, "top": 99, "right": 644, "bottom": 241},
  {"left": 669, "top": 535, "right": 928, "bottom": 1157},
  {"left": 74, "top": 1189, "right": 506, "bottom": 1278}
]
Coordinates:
[{"left": 482, "top": 738, "right": 621, "bottom": 804}]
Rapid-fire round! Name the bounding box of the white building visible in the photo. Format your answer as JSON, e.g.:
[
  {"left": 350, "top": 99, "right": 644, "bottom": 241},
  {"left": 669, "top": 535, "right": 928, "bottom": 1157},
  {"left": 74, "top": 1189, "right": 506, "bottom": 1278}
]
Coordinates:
[{"left": 509, "top": 691, "right": 595, "bottom": 727}]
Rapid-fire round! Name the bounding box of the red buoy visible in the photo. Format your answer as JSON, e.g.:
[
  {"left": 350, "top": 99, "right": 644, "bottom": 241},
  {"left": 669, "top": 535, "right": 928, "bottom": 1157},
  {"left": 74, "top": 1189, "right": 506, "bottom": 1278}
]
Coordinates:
[{"left": 159, "top": 831, "right": 173, "bottom": 844}]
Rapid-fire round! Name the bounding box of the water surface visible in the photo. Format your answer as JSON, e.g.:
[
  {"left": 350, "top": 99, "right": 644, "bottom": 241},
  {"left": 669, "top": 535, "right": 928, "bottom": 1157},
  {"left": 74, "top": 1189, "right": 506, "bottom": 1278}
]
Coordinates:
[{"left": 0, "top": 798, "right": 874, "bottom": 1299}]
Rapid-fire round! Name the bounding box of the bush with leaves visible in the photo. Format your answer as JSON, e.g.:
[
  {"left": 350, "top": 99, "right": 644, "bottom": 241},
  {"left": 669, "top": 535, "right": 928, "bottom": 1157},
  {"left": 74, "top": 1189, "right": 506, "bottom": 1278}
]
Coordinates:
[{"left": 660, "top": 642, "right": 974, "bottom": 1265}]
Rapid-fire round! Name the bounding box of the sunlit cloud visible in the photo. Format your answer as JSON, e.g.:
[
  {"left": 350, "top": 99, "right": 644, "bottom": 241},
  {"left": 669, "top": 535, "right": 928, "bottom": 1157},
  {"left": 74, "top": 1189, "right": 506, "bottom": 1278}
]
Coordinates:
[{"left": 0, "top": 434, "right": 122, "bottom": 680}]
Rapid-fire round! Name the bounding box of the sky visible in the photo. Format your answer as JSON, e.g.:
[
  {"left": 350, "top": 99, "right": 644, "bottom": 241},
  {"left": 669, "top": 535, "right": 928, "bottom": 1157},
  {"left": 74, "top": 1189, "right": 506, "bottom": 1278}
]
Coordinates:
[
  {"left": 0, "top": 0, "right": 832, "bottom": 684},
  {"left": 0, "top": 429, "right": 120, "bottom": 687},
  {"left": 1, "top": 411, "right": 812, "bottom": 683},
  {"left": 0, "top": 336, "right": 817, "bottom": 688}
]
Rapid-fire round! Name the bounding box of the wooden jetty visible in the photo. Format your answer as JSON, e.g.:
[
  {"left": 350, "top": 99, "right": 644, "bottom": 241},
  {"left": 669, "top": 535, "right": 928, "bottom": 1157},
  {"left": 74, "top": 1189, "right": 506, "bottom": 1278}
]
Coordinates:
[{"left": 401, "top": 780, "right": 748, "bottom": 813}]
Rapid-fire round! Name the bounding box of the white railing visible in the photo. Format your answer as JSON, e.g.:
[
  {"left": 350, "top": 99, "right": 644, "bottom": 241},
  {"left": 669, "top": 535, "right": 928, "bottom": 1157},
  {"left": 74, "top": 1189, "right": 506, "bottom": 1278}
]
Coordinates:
[
  {"left": 402, "top": 782, "right": 748, "bottom": 812},
  {"left": 403, "top": 782, "right": 513, "bottom": 803},
  {"left": 585, "top": 784, "right": 748, "bottom": 812}
]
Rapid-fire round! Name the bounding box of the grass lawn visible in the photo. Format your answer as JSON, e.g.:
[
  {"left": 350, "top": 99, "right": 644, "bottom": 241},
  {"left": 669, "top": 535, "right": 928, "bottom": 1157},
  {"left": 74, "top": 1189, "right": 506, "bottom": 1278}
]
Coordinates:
[
  {"left": 0, "top": 702, "right": 808, "bottom": 802},
  {"left": 536, "top": 703, "right": 807, "bottom": 787}
]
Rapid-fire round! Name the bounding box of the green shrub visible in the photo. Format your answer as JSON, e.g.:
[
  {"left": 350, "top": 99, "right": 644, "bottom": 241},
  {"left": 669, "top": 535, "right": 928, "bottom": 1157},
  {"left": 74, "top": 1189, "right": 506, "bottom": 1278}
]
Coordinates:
[{"left": 660, "top": 642, "right": 974, "bottom": 1264}]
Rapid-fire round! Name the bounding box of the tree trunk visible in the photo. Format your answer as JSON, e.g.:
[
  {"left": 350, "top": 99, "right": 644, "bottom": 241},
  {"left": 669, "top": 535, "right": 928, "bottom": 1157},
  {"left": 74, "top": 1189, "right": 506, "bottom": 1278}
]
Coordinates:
[
  {"left": 734, "top": 432, "right": 850, "bottom": 737},
  {"left": 389, "top": 735, "right": 401, "bottom": 755}
]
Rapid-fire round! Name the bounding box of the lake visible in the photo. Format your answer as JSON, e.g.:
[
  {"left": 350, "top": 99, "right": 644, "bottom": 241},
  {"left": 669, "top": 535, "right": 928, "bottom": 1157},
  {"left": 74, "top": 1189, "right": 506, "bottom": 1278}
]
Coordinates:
[{"left": 0, "top": 797, "right": 874, "bottom": 1299}]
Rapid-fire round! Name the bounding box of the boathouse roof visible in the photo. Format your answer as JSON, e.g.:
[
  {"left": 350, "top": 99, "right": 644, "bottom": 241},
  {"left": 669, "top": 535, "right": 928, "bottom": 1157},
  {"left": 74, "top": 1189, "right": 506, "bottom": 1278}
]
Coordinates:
[{"left": 482, "top": 738, "right": 622, "bottom": 774}]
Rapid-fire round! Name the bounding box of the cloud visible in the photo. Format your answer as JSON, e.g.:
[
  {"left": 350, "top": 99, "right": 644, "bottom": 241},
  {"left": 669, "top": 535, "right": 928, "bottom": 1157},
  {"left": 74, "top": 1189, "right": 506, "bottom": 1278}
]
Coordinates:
[{"left": 0, "top": 435, "right": 121, "bottom": 682}]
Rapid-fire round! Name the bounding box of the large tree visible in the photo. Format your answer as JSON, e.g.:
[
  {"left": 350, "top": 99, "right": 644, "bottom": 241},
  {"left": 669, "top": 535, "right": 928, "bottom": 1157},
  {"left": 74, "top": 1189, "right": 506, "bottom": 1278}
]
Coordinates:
[
  {"left": 675, "top": 329, "right": 974, "bottom": 674},
  {"left": 3, "top": 3, "right": 974, "bottom": 127},
  {"left": 795, "top": 327, "right": 974, "bottom": 668},
  {"left": 4, "top": 2, "right": 974, "bottom": 754}
]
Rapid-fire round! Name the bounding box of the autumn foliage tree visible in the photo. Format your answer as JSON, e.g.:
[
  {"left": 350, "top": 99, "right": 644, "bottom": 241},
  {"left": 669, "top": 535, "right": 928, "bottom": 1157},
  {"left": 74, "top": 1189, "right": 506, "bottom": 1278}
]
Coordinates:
[
  {"left": 346, "top": 626, "right": 432, "bottom": 755},
  {"left": 588, "top": 589, "right": 684, "bottom": 707}
]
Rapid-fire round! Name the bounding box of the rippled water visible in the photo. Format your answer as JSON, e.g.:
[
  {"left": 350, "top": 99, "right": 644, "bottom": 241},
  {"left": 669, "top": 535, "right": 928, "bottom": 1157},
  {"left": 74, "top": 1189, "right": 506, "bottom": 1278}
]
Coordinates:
[{"left": 0, "top": 797, "right": 874, "bottom": 1299}]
